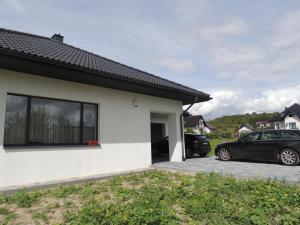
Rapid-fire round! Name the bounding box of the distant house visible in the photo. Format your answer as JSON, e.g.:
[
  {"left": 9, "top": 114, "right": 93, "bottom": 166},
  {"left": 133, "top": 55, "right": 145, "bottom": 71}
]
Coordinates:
[
  {"left": 238, "top": 123, "right": 254, "bottom": 136},
  {"left": 256, "top": 121, "right": 272, "bottom": 129},
  {"left": 184, "top": 115, "right": 216, "bottom": 134},
  {"left": 270, "top": 103, "right": 300, "bottom": 130}
]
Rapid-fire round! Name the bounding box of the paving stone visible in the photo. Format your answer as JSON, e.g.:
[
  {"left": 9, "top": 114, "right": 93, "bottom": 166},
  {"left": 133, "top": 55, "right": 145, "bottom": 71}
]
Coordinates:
[{"left": 152, "top": 157, "right": 300, "bottom": 183}]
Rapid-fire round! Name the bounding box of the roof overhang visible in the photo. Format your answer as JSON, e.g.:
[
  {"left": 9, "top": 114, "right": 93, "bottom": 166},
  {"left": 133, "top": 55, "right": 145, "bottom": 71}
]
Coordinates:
[{"left": 0, "top": 49, "right": 211, "bottom": 105}]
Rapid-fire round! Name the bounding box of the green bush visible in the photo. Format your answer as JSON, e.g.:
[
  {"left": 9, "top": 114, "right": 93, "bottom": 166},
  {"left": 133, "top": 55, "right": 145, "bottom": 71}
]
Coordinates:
[
  {"left": 185, "top": 128, "right": 195, "bottom": 134},
  {"left": 206, "top": 131, "right": 219, "bottom": 139}
]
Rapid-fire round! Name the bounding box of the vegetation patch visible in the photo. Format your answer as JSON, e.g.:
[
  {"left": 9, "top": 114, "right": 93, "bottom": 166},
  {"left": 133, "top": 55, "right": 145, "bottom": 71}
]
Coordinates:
[{"left": 0, "top": 171, "right": 299, "bottom": 225}]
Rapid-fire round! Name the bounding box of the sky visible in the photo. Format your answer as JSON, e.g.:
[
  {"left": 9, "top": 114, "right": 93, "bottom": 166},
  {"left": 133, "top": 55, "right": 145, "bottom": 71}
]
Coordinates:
[{"left": 1, "top": 0, "right": 300, "bottom": 119}]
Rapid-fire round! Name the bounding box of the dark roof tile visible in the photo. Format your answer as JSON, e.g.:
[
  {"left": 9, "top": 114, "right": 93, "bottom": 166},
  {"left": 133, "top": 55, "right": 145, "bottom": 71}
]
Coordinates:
[{"left": 0, "top": 28, "right": 210, "bottom": 99}]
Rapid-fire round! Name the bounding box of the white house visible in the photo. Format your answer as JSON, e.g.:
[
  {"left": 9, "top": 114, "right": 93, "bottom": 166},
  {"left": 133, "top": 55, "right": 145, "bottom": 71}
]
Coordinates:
[
  {"left": 256, "top": 121, "right": 272, "bottom": 129},
  {"left": 238, "top": 123, "right": 254, "bottom": 136},
  {"left": 184, "top": 115, "right": 216, "bottom": 134},
  {"left": 271, "top": 103, "right": 300, "bottom": 130},
  {"left": 0, "top": 28, "right": 210, "bottom": 190}
]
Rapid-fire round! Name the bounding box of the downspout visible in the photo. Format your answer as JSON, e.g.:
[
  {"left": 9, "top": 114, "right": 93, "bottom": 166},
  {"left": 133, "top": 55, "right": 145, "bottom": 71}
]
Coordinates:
[{"left": 180, "top": 95, "right": 198, "bottom": 161}]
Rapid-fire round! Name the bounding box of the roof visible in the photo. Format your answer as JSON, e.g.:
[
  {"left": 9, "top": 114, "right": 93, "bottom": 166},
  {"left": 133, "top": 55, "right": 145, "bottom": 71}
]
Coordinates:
[
  {"left": 270, "top": 103, "right": 300, "bottom": 122},
  {"left": 239, "top": 123, "right": 254, "bottom": 130},
  {"left": 184, "top": 115, "right": 204, "bottom": 127},
  {"left": 0, "top": 28, "right": 211, "bottom": 104},
  {"left": 206, "top": 122, "right": 216, "bottom": 130}
]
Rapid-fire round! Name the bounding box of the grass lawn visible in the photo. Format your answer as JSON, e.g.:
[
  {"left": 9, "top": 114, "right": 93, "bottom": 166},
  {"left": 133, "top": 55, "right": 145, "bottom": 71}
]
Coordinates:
[
  {"left": 0, "top": 171, "right": 299, "bottom": 225},
  {"left": 208, "top": 138, "right": 236, "bottom": 156}
]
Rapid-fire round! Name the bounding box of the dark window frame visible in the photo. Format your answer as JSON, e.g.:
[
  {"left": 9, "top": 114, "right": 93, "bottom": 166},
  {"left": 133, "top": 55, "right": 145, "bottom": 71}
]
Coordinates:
[{"left": 4, "top": 93, "right": 99, "bottom": 147}]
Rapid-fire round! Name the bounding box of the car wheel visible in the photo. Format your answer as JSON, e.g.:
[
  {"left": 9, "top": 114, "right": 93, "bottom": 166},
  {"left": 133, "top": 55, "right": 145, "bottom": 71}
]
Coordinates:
[
  {"left": 280, "top": 149, "right": 299, "bottom": 166},
  {"left": 218, "top": 148, "right": 231, "bottom": 161},
  {"left": 186, "top": 149, "right": 192, "bottom": 158}
]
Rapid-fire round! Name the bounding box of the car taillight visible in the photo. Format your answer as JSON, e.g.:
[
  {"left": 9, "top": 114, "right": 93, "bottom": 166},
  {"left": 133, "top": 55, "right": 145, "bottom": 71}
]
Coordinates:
[{"left": 193, "top": 140, "right": 198, "bottom": 144}]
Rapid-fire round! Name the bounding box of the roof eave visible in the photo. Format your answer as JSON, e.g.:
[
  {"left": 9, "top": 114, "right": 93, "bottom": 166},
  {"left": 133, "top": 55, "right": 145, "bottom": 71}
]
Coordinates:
[{"left": 0, "top": 49, "right": 211, "bottom": 105}]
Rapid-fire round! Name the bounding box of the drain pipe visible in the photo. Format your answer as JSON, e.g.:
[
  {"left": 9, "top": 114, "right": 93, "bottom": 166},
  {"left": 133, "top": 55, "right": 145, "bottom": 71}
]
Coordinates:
[{"left": 180, "top": 95, "right": 198, "bottom": 161}]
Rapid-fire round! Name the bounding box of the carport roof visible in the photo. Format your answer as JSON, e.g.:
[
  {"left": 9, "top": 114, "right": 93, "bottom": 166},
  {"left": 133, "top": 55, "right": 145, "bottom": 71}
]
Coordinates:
[{"left": 0, "top": 28, "right": 211, "bottom": 104}]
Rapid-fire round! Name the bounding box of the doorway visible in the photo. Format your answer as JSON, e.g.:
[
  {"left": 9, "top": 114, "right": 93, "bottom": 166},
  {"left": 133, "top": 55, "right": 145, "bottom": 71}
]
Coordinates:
[{"left": 150, "top": 113, "right": 170, "bottom": 163}]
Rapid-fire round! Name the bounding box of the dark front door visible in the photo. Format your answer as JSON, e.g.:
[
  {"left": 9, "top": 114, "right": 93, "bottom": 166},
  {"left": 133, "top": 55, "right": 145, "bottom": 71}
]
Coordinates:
[{"left": 151, "top": 123, "right": 165, "bottom": 143}]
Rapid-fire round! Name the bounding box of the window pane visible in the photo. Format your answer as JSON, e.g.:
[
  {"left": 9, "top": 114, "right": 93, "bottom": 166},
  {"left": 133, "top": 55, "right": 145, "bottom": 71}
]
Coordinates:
[
  {"left": 4, "top": 95, "right": 28, "bottom": 145},
  {"left": 83, "top": 104, "right": 97, "bottom": 143},
  {"left": 30, "top": 98, "right": 81, "bottom": 144},
  {"left": 280, "top": 131, "right": 300, "bottom": 140},
  {"left": 241, "top": 132, "right": 260, "bottom": 142},
  {"left": 289, "top": 122, "right": 297, "bottom": 130},
  {"left": 262, "top": 131, "right": 280, "bottom": 140}
]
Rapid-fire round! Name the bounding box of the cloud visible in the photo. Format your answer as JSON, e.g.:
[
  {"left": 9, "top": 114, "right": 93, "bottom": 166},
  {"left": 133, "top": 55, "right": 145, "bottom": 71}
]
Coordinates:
[
  {"left": 188, "top": 85, "right": 300, "bottom": 120},
  {"left": 213, "top": 47, "right": 263, "bottom": 67},
  {"left": 268, "top": 10, "right": 300, "bottom": 49},
  {"left": 198, "top": 18, "right": 250, "bottom": 42},
  {"left": 187, "top": 89, "right": 242, "bottom": 119},
  {"left": 155, "top": 58, "right": 195, "bottom": 73},
  {"left": 1, "top": 0, "right": 26, "bottom": 13},
  {"left": 205, "top": 11, "right": 300, "bottom": 81}
]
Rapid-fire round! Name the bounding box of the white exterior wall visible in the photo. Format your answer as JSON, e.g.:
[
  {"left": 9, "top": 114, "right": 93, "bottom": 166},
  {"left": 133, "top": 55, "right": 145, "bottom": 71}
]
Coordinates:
[
  {"left": 238, "top": 127, "right": 252, "bottom": 134},
  {"left": 284, "top": 116, "right": 300, "bottom": 129},
  {"left": 203, "top": 127, "right": 211, "bottom": 134},
  {"left": 274, "top": 116, "right": 300, "bottom": 130},
  {"left": 274, "top": 122, "right": 285, "bottom": 130},
  {"left": 0, "top": 69, "right": 183, "bottom": 189}
]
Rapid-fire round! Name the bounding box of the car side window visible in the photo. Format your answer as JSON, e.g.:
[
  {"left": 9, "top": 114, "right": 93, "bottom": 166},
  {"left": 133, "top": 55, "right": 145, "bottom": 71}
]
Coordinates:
[
  {"left": 241, "top": 132, "right": 260, "bottom": 142},
  {"left": 280, "top": 131, "right": 300, "bottom": 140},
  {"left": 262, "top": 131, "right": 280, "bottom": 141}
]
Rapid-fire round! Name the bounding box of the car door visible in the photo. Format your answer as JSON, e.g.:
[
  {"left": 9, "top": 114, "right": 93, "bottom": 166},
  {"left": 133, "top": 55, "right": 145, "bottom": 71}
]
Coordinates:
[
  {"left": 235, "top": 132, "right": 261, "bottom": 159},
  {"left": 249, "top": 131, "right": 281, "bottom": 160}
]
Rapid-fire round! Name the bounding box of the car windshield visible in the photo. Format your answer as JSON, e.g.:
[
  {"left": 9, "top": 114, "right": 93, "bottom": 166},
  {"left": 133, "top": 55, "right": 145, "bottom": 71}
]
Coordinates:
[{"left": 240, "top": 132, "right": 260, "bottom": 142}]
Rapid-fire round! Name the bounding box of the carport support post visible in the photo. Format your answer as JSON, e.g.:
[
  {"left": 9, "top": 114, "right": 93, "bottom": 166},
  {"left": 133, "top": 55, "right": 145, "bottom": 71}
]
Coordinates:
[
  {"left": 181, "top": 96, "right": 198, "bottom": 161},
  {"left": 168, "top": 114, "right": 182, "bottom": 162},
  {"left": 0, "top": 91, "right": 6, "bottom": 150},
  {"left": 180, "top": 115, "right": 186, "bottom": 160}
]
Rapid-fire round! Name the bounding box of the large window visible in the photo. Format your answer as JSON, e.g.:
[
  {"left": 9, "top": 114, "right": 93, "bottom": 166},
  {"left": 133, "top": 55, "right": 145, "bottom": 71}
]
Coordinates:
[
  {"left": 4, "top": 94, "right": 98, "bottom": 146},
  {"left": 288, "top": 122, "right": 297, "bottom": 130}
]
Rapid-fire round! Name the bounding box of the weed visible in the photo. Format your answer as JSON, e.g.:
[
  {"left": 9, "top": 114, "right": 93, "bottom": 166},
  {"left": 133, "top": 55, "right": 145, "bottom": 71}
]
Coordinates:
[
  {"left": 0, "top": 207, "right": 10, "bottom": 215},
  {"left": 52, "top": 185, "right": 80, "bottom": 198},
  {"left": 13, "top": 190, "right": 41, "bottom": 208}
]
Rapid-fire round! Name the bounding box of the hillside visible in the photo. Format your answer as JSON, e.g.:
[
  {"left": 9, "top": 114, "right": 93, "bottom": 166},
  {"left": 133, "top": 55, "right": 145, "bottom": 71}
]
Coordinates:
[{"left": 208, "top": 112, "right": 279, "bottom": 138}]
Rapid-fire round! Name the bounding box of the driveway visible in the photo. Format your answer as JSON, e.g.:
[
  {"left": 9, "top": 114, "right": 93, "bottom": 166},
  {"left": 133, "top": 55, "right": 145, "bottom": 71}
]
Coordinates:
[{"left": 152, "top": 157, "right": 300, "bottom": 183}]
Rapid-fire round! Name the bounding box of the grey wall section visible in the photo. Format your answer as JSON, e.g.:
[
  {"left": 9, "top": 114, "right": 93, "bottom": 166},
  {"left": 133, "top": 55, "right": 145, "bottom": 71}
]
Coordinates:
[{"left": 0, "top": 69, "right": 183, "bottom": 189}]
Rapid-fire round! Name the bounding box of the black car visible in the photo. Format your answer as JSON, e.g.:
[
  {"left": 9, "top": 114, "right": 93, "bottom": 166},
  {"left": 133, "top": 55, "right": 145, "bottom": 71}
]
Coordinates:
[
  {"left": 215, "top": 130, "right": 300, "bottom": 166},
  {"left": 152, "top": 134, "right": 211, "bottom": 158},
  {"left": 185, "top": 134, "right": 211, "bottom": 158}
]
